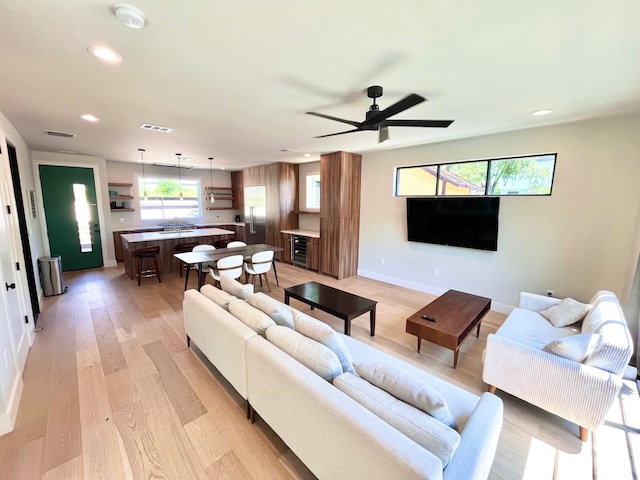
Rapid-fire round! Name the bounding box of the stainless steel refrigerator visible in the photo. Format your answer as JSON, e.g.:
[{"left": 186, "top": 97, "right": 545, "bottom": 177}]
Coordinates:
[{"left": 244, "top": 185, "right": 266, "bottom": 244}]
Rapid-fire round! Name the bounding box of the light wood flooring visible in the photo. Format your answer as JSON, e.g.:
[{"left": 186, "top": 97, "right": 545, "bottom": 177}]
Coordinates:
[{"left": 0, "top": 262, "right": 638, "bottom": 479}]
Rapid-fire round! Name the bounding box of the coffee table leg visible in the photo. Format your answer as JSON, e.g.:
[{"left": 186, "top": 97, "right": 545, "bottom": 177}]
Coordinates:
[
  {"left": 369, "top": 306, "right": 376, "bottom": 337},
  {"left": 453, "top": 349, "right": 459, "bottom": 369},
  {"left": 284, "top": 292, "right": 290, "bottom": 305},
  {"left": 417, "top": 337, "right": 422, "bottom": 353},
  {"left": 344, "top": 319, "right": 351, "bottom": 336},
  {"left": 476, "top": 321, "right": 481, "bottom": 337}
]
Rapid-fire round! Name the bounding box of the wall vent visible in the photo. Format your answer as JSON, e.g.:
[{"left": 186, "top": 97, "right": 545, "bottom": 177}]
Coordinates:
[
  {"left": 44, "top": 130, "right": 75, "bottom": 138},
  {"left": 140, "top": 123, "right": 172, "bottom": 133}
]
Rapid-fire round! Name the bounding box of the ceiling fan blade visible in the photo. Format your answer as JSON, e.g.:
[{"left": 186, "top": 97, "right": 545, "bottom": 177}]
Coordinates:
[
  {"left": 384, "top": 119, "right": 454, "bottom": 128},
  {"left": 314, "top": 128, "right": 362, "bottom": 138},
  {"left": 362, "top": 93, "right": 425, "bottom": 127},
  {"left": 378, "top": 126, "right": 389, "bottom": 143},
  {"left": 306, "top": 112, "right": 362, "bottom": 127}
]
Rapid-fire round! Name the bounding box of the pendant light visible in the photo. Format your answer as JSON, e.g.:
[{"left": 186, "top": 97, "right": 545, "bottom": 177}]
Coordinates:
[
  {"left": 207, "top": 157, "right": 215, "bottom": 204},
  {"left": 139, "top": 148, "right": 148, "bottom": 200},
  {"left": 176, "top": 153, "right": 183, "bottom": 200}
]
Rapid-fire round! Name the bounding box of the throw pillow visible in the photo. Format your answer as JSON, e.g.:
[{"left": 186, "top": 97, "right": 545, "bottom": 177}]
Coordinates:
[
  {"left": 247, "top": 292, "right": 294, "bottom": 328},
  {"left": 292, "top": 309, "right": 356, "bottom": 375},
  {"left": 200, "top": 284, "right": 234, "bottom": 310},
  {"left": 540, "top": 298, "right": 591, "bottom": 327},
  {"left": 542, "top": 333, "right": 600, "bottom": 362},
  {"left": 266, "top": 325, "right": 343, "bottom": 381},
  {"left": 353, "top": 360, "right": 455, "bottom": 428},
  {"left": 220, "top": 275, "right": 254, "bottom": 300},
  {"left": 333, "top": 372, "right": 460, "bottom": 466},
  {"left": 228, "top": 298, "right": 275, "bottom": 336}
]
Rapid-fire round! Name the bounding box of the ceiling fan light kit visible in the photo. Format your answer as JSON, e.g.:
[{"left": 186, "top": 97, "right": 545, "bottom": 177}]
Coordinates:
[{"left": 306, "top": 85, "right": 454, "bottom": 143}]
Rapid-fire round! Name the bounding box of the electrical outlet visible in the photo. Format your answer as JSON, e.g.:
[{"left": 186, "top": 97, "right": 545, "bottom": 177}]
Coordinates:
[
  {"left": 546, "top": 289, "right": 555, "bottom": 297},
  {"left": 119, "top": 217, "right": 124, "bottom": 223},
  {"left": 380, "top": 257, "right": 385, "bottom": 265},
  {"left": 433, "top": 268, "right": 440, "bottom": 277}
]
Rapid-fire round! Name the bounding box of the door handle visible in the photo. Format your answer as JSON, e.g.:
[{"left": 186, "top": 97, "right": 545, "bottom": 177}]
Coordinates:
[{"left": 5, "top": 282, "right": 16, "bottom": 291}]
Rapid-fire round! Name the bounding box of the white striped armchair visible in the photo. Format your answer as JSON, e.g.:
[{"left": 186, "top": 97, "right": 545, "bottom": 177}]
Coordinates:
[{"left": 482, "top": 290, "right": 633, "bottom": 441}]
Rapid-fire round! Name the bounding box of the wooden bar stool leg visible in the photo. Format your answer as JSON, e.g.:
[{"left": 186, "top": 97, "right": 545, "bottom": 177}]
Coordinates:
[
  {"left": 137, "top": 256, "right": 142, "bottom": 286},
  {"left": 154, "top": 255, "right": 161, "bottom": 283}
]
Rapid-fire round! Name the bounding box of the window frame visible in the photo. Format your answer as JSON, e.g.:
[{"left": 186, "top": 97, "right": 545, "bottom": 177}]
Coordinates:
[
  {"left": 394, "top": 153, "right": 557, "bottom": 197},
  {"left": 305, "top": 172, "right": 321, "bottom": 211},
  {"left": 136, "top": 173, "right": 203, "bottom": 221}
]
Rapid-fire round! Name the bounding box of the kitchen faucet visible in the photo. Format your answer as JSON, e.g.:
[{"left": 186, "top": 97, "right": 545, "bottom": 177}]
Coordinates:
[{"left": 172, "top": 216, "right": 181, "bottom": 231}]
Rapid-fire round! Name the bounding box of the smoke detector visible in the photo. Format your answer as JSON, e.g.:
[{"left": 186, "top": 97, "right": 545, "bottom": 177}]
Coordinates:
[{"left": 113, "top": 4, "right": 145, "bottom": 29}]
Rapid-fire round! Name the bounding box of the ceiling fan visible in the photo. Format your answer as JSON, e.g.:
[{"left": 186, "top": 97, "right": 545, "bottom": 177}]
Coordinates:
[{"left": 306, "top": 85, "right": 454, "bottom": 143}]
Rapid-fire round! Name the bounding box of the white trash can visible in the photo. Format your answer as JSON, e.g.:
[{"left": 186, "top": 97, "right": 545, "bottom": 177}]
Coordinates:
[{"left": 38, "top": 256, "right": 67, "bottom": 296}]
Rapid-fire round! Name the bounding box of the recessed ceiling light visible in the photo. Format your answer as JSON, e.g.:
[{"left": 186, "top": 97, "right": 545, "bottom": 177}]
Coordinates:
[
  {"left": 81, "top": 114, "right": 99, "bottom": 122},
  {"left": 59, "top": 150, "right": 76, "bottom": 154},
  {"left": 182, "top": 157, "right": 193, "bottom": 162},
  {"left": 531, "top": 109, "right": 553, "bottom": 116},
  {"left": 304, "top": 153, "right": 311, "bottom": 157},
  {"left": 88, "top": 45, "right": 122, "bottom": 63}
]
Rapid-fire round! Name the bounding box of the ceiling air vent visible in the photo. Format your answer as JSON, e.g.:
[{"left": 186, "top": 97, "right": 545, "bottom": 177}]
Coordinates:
[
  {"left": 44, "top": 130, "right": 75, "bottom": 138},
  {"left": 140, "top": 123, "right": 172, "bottom": 133}
]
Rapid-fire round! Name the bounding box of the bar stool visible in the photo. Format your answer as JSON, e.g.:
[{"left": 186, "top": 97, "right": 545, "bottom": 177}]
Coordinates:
[
  {"left": 132, "top": 246, "right": 162, "bottom": 286},
  {"left": 174, "top": 241, "right": 199, "bottom": 278}
]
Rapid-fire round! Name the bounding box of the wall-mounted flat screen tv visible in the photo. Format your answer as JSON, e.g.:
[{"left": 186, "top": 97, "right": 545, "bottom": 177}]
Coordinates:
[{"left": 406, "top": 197, "right": 500, "bottom": 251}]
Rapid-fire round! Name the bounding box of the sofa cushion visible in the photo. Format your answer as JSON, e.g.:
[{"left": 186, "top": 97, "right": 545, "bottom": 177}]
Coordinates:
[
  {"left": 266, "top": 325, "right": 343, "bottom": 381},
  {"left": 353, "top": 360, "right": 455, "bottom": 428},
  {"left": 495, "top": 308, "right": 578, "bottom": 350},
  {"left": 542, "top": 333, "right": 600, "bottom": 362},
  {"left": 333, "top": 372, "right": 460, "bottom": 467},
  {"left": 220, "top": 275, "right": 254, "bottom": 300},
  {"left": 247, "top": 292, "right": 294, "bottom": 328},
  {"left": 292, "top": 310, "right": 356, "bottom": 375},
  {"left": 228, "top": 298, "right": 275, "bottom": 336},
  {"left": 200, "top": 284, "right": 233, "bottom": 310},
  {"left": 540, "top": 298, "right": 591, "bottom": 327}
]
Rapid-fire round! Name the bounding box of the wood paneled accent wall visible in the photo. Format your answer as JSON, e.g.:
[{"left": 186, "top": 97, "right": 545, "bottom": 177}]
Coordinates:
[
  {"left": 319, "top": 151, "right": 362, "bottom": 279},
  {"left": 230, "top": 170, "right": 243, "bottom": 212},
  {"left": 242, "top": 162, "right": 298, "bottom": 261}
]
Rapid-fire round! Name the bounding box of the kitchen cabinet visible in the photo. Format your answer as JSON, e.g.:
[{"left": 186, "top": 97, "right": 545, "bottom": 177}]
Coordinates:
[
  {"left": 319, "top": 151, "right": 361, "bottom": 279},
  {"left": 243, "top": 162, "right": 298, "bottom": 261},
  {"left": 280, "top": 231, "right": 319, "bottom": 271},
  {"left": 108, "top": 182, "right": 135, "bottom": 212},
  {"left": 281, "top": 233, "right": 293, "bottom": 263}
]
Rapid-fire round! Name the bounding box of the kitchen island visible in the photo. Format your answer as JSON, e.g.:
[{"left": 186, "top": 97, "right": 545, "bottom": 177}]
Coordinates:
[{"left": 120, "top": 227, "right": 234, "bottom": 279}]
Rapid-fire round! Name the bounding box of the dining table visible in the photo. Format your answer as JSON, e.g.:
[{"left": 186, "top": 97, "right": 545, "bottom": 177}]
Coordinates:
[{"left": 174, "top": 243, "right": 284, "bottom": 291}]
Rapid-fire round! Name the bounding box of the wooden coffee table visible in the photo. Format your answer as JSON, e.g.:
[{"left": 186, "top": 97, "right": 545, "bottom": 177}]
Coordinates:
[
  {"left": 406, "top": 289, "right": 491, "bottom": 368},
  {"left": 284, "top": 281, "right": 377, "bottom": 336}
]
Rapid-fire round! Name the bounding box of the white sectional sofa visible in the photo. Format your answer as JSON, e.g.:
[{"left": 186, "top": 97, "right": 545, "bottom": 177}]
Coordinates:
[
  {"left": 184, "top": 278, "right": 503, "bottom": 480},
  {"left": 482, "top": 290, "right": 633, "bottom": 441}
]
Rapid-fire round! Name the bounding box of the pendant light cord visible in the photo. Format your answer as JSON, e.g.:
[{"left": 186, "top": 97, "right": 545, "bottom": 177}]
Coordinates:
[
  {"left": 176, "top": 153, "right": 183, "bottom": 199},
  {"left": 139, "top": 148, "right": 147, "bottom": 198},
  {"left": 208, "top": 157, "right": 215, "bottom": 204}
]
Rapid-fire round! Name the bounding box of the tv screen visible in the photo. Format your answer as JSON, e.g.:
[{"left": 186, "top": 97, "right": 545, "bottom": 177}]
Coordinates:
[{"left": 406, "top": 197, "right": 500, "bottom": 251}]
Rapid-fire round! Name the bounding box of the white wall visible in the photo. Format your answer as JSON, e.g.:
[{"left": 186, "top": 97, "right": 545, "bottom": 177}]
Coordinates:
[{"left": 359, "top": 114, "right": 640, "bottom": 313}]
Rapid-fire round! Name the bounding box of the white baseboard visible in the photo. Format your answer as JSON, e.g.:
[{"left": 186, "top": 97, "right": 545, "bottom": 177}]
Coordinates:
[
  {"left": 104, "top": 260, "right": 118, "bottom": 268},
  {"left": 0, "top": 375, "right": 24, "bottom": 436},
  {"left": 357, "top": 268, "right": 515, "bottom": 314}
]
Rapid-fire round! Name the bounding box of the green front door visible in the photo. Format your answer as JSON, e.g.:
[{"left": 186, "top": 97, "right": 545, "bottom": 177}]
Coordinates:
[{"left": 39, "top": 165, "right": 103, "bottom": 271}]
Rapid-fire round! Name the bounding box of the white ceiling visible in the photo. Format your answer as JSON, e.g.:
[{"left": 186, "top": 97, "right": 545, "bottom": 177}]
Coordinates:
[{"left": 1, "top": 1, "right": 639, "bottom": 171}]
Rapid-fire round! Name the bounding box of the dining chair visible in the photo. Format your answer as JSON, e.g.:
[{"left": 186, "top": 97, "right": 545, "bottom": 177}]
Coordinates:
[
  {"left": 244, "top": 250, "right": 274, "bottom": 292},
  {"left": 227, "top": 240, "right": 247, "bottom": 248},
  {"left": 192, "top": 244, "right": 216, "bottom": 285},
  {"left": 174, "top": 241, "right": 200, "bottom": 278},
  {"left": 209, "top": 254, "right": 244, "bottom": 287}
]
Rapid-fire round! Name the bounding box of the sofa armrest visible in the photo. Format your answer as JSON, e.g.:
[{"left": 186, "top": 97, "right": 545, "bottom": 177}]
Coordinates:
[
  {"left": 444, "top": 393, "right": 503, "bottom": 480},
  {"left": 482, "top": 334, "right": 622, "bottom": 430},
  {"left": 519, "top": 292, "right": 561, "bottom": 312}
]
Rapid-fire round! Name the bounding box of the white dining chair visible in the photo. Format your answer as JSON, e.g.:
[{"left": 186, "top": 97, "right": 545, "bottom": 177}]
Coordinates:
[
  {"left": 244, "top": 250, "right": 274, "bottom": 292},
  {"left": 192, "top": 244, "right": 216, "bottom": 285},
  {"left": 209, "top": 254, "right": 244, "bottom": 287},
  {"left": 227, "top": 240, "right": 247, "bottom": 248}
]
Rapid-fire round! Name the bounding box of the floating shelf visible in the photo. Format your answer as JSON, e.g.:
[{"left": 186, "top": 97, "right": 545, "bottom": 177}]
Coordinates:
[
  {"left": 109, "top": 195, "right": 134, "bottom": 200},
  {"left": 111, "top": 208, "right": 135, "bottom": 212},
  {"left": 204, "top": 186, "right": 233, "bottom": 190},
  {"left": 206, "top": 207, "right": 235, "bottom": 211},
  {"left": 108, "top": 182, "right": 133, "bottom": 187}
]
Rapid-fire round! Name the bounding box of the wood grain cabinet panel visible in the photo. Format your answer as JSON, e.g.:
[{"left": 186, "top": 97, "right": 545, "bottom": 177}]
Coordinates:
[{"left": 319, "top": 151, "right": 361, "bottom": 279}]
